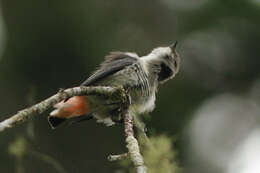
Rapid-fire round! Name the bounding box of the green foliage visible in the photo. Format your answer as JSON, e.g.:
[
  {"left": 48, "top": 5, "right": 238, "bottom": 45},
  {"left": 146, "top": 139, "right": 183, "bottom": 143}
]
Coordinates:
[
  {"left": 142, "top": 135, "right": 180, "bottom": 173},
  {"left": 8, "top": 136, "right": 27, "bottom": 159},
  {"left": 120, "top": 135, "right": 180, "bottom": 173},
  {"left": 8, "top": 134, "right": 68, "bottom": 173}
]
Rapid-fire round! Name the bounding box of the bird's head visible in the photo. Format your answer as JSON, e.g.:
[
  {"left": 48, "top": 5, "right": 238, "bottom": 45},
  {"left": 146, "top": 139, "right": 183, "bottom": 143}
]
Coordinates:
[{"left": 147, "top": 42, "right": 180, "bottom": 84}]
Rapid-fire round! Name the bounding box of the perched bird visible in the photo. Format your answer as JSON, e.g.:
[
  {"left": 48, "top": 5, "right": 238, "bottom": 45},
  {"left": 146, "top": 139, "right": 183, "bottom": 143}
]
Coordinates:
[{"left": 48, "top": 42, "right": 180, "bottom": 129}]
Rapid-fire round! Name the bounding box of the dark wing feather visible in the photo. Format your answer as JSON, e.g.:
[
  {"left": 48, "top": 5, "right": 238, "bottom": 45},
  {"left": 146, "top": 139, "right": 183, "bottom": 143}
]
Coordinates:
[{"left": 81, "top": 52, "right": 138, "bottom": 86}]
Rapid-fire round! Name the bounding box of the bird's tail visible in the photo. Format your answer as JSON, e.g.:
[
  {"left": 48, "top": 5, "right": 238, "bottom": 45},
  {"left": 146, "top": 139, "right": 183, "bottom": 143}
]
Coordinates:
[{"left": 48, "top": 96, "right": 90, "bottom": 129}]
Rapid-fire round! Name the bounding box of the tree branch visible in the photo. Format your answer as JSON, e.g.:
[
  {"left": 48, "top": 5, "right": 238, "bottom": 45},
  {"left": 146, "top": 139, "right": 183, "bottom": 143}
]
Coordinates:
[
  {"left": 108, "top": 93, "right": 147, "bottom": 172},
  {"left": 1, "top": 85, "right": 147, "bottom": 172},
  {"left": 0, "top": 86, "right": 121, "bottom": 132},
  {"left": 124, "top": 109, "right": 147, "bottom": 173}
]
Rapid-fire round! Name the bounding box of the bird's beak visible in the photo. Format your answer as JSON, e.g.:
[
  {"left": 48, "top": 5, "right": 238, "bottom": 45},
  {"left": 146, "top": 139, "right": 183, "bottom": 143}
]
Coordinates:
[
  {"left": 169, "top": 41, "right": 178, "bottom": 51},
  {"left": 170, "top": 41, "right": 178, "bottom": 50}
]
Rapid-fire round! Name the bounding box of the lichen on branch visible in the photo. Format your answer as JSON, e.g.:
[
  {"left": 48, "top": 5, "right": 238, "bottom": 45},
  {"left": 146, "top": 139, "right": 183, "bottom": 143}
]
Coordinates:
[{"left": 0, "top": 86, "right": 120, "bottom": 132}]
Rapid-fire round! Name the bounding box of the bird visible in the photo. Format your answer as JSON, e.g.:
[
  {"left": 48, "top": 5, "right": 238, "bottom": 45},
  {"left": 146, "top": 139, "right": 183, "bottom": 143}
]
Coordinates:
[{"left": 48, "top": 42, "right": 180, "bottom": 129}]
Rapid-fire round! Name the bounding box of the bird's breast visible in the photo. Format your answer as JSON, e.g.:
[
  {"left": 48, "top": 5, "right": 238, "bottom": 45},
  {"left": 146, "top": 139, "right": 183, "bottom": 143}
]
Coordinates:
[{"left": 132, "top": 93, "right": 156, "bottom": 114}]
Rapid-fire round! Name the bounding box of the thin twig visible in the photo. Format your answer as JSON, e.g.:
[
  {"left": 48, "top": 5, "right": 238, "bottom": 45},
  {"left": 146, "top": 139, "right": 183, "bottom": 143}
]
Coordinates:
[
  {"left": 107, "top": 153, "right": 129, "bottom": 161},
  {"left": 0, "top": 86, "right": 120, "bottom": 132}
]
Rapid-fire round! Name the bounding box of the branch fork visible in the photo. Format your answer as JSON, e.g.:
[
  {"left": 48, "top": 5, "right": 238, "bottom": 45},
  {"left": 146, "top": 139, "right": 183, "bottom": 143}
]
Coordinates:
[{"left": 0, "top": 86, "right": 147, "bottom": 173}]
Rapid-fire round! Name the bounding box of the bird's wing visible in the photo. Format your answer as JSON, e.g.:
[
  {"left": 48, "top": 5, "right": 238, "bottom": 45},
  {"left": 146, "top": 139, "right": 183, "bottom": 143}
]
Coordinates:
[{"left": 81, "top": 52, "right": 139, "bottom": 86}]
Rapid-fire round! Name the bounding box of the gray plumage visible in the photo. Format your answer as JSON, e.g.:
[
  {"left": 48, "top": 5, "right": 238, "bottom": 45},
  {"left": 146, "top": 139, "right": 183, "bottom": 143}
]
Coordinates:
[
  {"left": 80, "top": 45, "right": 180, "bottom": 126},
  {"left": 81, "top": 52, "right": 138, "bottom": 86},
  {"left": 49, "top": 44, "right": 180, "bottom": 127}
]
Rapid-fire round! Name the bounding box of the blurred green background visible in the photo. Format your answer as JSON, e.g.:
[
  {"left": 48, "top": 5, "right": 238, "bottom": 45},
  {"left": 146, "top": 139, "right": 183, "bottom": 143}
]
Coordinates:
[{"left": 0, "top": 0, "right": 260, "bottom": 173}]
